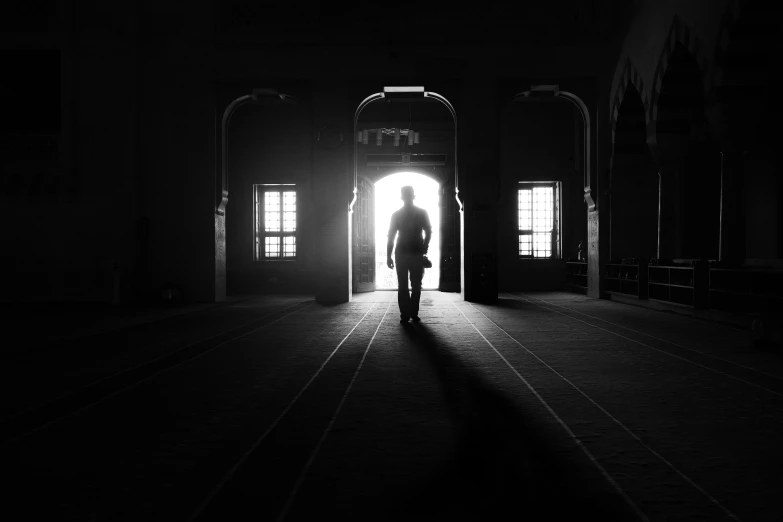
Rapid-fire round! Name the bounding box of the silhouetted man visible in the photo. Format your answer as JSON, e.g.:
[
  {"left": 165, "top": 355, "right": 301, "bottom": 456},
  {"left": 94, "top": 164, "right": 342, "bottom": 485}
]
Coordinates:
[{"left": 387, "top": 185, "right": 432, "bottom": 323}]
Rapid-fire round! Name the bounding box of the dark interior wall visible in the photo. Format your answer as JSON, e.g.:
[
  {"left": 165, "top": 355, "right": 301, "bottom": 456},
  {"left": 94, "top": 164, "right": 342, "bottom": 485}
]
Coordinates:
[
  {"left": 610, "top": 88, "right": 658, "bottom": 261},
  {"left": 1, "top": 4, "right": 140, "bottom": 303},
  {"left": 498, "top": 99, "right": 582, "bottom": 290},
  {"left": 610, "top": 153, "right": 658, "bottom": 260},
  {"left": 226, "top": 101, "right": 314, "bottom": 294},
  {"left": 744, "top": 154, "right": 779, "bottom": 259},
  {"left": 135, "top": 3, "right": 217, "bottom": 303},
  {"left": 681, "top": 137, "right": 721, "bottom": 260},
  {"left": 717, "top": 2, "right": 783, "bottom": 262}
]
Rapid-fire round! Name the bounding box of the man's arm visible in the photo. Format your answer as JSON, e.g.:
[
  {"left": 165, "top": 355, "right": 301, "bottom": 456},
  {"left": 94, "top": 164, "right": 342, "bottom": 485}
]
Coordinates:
[
  {"left": 387, "top": 213, "right": 397, "bottom": 265},
  {"left": 422, "top": 210, "right": 432, "bottom": 254}
]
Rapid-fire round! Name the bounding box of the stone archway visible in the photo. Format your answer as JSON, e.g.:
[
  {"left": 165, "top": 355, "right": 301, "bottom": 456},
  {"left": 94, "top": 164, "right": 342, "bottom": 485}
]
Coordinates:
[
  {"left": 214, "top": 88, "right": 304, "bottom": 302},
  {"left": 350, "top": 87, "right": 462, "bottom": 300},
  {"left": 511, "top": 86, "right": 596, "bottom": 296}
]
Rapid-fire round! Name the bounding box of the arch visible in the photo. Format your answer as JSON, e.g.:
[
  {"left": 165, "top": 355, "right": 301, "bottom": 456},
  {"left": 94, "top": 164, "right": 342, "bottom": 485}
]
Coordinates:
[
  {"left": 214, "top": 88, "right": 304, "bottom": 301},
  {"left": 512, "top": 86, "right": 593, "bottom": 211},
  {"left": 614, "top": 83, "right": 649, "bottom": 155},
  {"left": 217, "top": 89, "right": 303, "bottom": 214},
  {"left": 351, "top": 87, "right": 461, "bottom": 298},
  {"left": 610, "top": 59, "right": 650, "bottom": 149},
  {"left": 351, "top": 89, "right": 461, "bottom": 214},
  {"left": 649, "top": 16, "right": 712, "bottom": 125},
  {"left": 654, "top": 41, "right": 706, "bottom": 147}
]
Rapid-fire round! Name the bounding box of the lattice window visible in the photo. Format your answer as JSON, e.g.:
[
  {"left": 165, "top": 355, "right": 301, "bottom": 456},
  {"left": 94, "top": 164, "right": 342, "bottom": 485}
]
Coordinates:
[
  {"left": 518, "top": 183, "right": 560, "bottom": 259},
  {"left": 255, "top": 185, "right": 296, "bottom": 260}
]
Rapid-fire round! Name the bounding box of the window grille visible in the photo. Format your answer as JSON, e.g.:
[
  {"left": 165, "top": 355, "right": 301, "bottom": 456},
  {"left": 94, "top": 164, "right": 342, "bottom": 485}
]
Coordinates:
[
  {"left": 255, "top": 185, "right": 296, "bottom": 260},
  {"left": 518, "top": 182, "right": 559, "bottom": 259}
]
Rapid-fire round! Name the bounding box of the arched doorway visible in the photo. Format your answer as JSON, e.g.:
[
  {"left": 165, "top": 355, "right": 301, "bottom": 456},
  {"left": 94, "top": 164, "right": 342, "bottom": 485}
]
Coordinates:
[
  {"left": 351, "top": 86, "right": 460, "bottom": 297},
  {"left": 374, "top": 172, "right": 440, "bottom": 290}
]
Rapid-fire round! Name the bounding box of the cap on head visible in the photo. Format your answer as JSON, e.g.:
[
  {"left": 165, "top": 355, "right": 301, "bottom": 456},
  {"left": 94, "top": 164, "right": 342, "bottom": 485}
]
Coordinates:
[{"left": 401, "top": 186, "right": 415, "bottom": 200}]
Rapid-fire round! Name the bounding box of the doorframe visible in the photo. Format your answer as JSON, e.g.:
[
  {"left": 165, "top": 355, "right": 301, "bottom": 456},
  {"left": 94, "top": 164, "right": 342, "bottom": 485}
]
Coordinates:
[{"left": 349, "top": 87, "right": 462, "bottom": 300}]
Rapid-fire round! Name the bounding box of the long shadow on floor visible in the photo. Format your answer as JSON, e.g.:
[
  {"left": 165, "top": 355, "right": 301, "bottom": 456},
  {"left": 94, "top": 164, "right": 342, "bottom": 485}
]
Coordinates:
[{"left": 378, "top": 321, "right": 637, "bottom": 521}]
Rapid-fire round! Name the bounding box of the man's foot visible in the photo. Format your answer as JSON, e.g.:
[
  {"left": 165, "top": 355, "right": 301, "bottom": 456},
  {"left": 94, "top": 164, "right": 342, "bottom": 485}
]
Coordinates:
[
  {"left": 412, "top": 316, "right": 421, "bottom": 323},
  {"left": 400, "top": 315, "right": 410, "bottom": 323}
]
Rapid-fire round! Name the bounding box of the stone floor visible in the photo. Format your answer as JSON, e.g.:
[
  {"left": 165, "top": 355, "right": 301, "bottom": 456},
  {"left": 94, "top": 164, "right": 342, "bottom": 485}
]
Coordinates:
[{"left": 2, "top": 291, "right": 782, "bottom": 521}]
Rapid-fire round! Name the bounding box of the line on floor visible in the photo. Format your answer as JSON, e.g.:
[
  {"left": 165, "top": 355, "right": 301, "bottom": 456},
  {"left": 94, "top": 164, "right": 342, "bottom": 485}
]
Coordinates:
[
  {"left": 512, "top": 292, "right": 781, "bottom": 382},
  {"left": 189, "top": 301, "right": 383, "bottom": 522},
  {"left": 462, "top": 299, "right": 741, "bottom": 522},
  {"left": 275, "top": 300, "right": 393, "bottom": 522},
  {"left": 521, "top": 291, "right": 746, "bottom": 332},
  {"left": 506, "top": 293, "right": 783, "bottom": 398},
  {"left": 447, "top": 297, "right": 651, "bottom": 522},
  {"left": 3, "top": 299, "right": 315, "bottom": 443}
]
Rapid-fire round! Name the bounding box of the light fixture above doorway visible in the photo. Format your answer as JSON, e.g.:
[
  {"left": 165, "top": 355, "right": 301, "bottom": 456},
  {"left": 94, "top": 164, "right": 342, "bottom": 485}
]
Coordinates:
[{"left": 383, "top": 86, "right": 425, "bottom": 98}]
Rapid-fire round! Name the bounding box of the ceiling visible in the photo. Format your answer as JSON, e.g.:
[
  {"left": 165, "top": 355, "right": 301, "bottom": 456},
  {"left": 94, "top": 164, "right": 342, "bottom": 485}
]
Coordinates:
[{"left": 218, "top": 0, "right": 638, "bottom": 46}]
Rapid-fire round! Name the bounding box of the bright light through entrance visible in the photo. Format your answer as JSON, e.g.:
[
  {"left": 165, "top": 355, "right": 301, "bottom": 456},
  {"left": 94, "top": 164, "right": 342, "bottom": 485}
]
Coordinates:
[{"left": 375, "top": 172, "right": 440, "bottom": 290}]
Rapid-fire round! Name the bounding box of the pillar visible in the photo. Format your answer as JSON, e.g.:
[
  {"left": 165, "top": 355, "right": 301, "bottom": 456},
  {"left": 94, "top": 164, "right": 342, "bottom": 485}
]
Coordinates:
[{"left": 313, "top": 86, "right": 352, "bottom": 304}]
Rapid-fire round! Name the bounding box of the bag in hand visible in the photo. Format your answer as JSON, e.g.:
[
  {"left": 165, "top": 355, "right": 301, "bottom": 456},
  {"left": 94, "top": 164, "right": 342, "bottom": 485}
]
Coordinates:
[{"left": 422, "top": 255, "right": 433, "bottom": 268}]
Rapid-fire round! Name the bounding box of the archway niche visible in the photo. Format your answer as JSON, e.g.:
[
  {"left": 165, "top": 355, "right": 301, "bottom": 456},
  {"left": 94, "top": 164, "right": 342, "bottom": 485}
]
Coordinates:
[
  {"left": 507, "top": 86, "right": 594, "bottom": 295},
  {"left": 610, "top": 85, "right": 658, "bottom": 261},
  {"left": 656, "top": 42, "right": 720, "bottom": 261},
  {"left": 216, "top": 89, "right": 311, "bottom": 301},
  {"left": 351, "top": 87, "right": 459, "bottom": 295}
]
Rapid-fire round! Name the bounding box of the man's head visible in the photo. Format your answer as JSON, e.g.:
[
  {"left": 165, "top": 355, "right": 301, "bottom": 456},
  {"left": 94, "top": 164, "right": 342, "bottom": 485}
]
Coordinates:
[{"left": 401, "top": 185, "right": 415, "bottom": 205}]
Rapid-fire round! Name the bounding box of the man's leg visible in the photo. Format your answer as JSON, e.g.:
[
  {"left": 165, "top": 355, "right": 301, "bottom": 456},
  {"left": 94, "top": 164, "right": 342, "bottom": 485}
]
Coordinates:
[
  {"left": 395, "top": 255, "right": 411, "bottom": 321},
  {"left": 409, "top": 258, "right": 424, "bottom": 320}
]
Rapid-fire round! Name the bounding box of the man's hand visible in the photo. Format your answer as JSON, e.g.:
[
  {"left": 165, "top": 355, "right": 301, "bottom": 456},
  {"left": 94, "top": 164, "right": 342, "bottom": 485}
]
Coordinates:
[{"left": 387, "top": 257, "right": 394, "bottom": 269}]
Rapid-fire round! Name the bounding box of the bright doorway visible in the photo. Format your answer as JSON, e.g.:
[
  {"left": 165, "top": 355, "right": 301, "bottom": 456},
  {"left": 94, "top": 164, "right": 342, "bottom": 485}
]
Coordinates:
[{"left": 375, "top": 172, "right": 440, "bottom": 290}]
